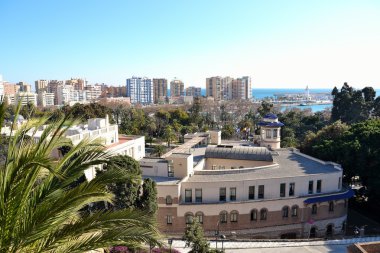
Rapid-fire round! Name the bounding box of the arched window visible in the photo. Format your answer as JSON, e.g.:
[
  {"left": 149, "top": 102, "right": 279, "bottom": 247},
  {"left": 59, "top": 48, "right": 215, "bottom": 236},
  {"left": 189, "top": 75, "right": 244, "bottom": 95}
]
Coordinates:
[
  {"left": 250, "top": 209, "right": 258, "bottom": 221},
  {"left": 185, "top": 212, "right": 194, "bottom": 224},
  {"left": 260, "top": 208, "right": 267, "bottom": 220},
  {"left": 219, "top": 211, "right": 228, "bottom": 223},
  {"left": 291, "top": 205, "right": 298, "bottom": 217},
  {"left": 166, "top": 195, "right": 172, "bottom": 205},
  {"left": 230, "top": 210, "right": 238, "bottom": 222},
  {"left": 329, "top": 201, "right": 334, "bottom": 212},
  {"left": 195, "top": 212, "right": 204, "bottom": 224},
  {"left": 312, "top": 204, "right": 317, "bottom": 215},
  {"left": 282, "top": 206, "right": 289, "bottom": 218}
]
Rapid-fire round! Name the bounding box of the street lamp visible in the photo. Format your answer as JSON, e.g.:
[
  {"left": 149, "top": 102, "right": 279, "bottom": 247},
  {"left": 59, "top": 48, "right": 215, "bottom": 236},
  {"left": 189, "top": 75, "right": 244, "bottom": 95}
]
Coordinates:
[
  {"left": 220, "top": 235, "right": 226, "bottom": 252},
  {"left": 215, "top": 221, "right": 220, "bottom": 249},
  {"left": 168, "top": 238, "right": 173, "bottom": 253}
]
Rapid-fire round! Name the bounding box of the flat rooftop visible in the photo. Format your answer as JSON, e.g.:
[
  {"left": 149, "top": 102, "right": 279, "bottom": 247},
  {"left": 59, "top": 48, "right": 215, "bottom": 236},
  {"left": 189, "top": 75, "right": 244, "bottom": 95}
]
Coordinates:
[
  {"left": 142, "top": 176, "right": 181, "bottom": 185},
  {"left": 186, "top": 148, "right": 340, "bottom": 183}
]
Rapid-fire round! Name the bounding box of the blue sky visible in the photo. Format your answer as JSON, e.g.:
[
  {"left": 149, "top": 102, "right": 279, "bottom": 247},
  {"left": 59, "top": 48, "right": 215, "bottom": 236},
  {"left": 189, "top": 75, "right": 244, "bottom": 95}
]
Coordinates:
[{"left": 1, "top": 0, "right": 380, "bottom": 89}]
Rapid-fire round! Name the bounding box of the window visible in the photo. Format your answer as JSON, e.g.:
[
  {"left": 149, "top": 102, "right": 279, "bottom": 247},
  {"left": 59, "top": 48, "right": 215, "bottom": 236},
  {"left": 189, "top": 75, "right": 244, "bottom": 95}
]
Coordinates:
[
  {"left": 230, "top": 210, "right": 238, "bottom": 222},
  {"left": 291, "top": 205, "right": 298, "bottom": 217},
  {"left": 166, "top": 195, "right": 172, "bottom": 205},
  {"left": 249, "top": 186, "right": 255, "bottom": 200},
  {"left": 317, "top": 180, "right": 322, "bottom": 193},
  {"left": 230, "top": 187, "right": 236, "bottom": 201},
  {"left": 185, "top": 189, "right": 192, "bottom": 203},
  {"left": 250, "top": 209, "right": 257, "bottom": 221},
  {"left": 312, "top": 204, "right": 317, "bottom": 215},
  {"left": 260, "top": 208, "right": 267, "bottom": 220},
  {"left": 166, "top": 215, "right": 173, "bottom": 224},
  {"left": 195, "top": 212, "right": 203, "bottom": 224},
  {"left": 266, "top": 129, "right": 271, "bottom": 138},
  {"left": 329, "top": 201, "right": 334, "bottom": 212},
  {"left": 219, "top": 188, "right": 226, "bottom": 201},
  {"left": 289, "top": 183, "right": 295, "bottom": 196},
  {"left": 282, "top": 206, "right": 289, "bottom": 218},
  {"left": 258, "top": 185, "right": 264, "bottom": 199},
  {"left": 280, "top": 183, "right": 286, "bottom": 197},
  {"left": 212, "top": 165, "right": 217, "bottom": 170},
  {"left": 220, "top": 211, "right": 228, "bottom": 223},
  {"left": 273, "top": 129, "right": 278, "bottom": 138},
  {"left": 195, "top": 189, "right": 202, "bottom": 203},
  {"left": 185, "top": 213, "right": 193, "bottom": 224},
  {"left": 308, "top": 181, "right": 314, "bottom": 194},
  {"left": 168, "top": 162, "right": 174, "bottom": 177}
]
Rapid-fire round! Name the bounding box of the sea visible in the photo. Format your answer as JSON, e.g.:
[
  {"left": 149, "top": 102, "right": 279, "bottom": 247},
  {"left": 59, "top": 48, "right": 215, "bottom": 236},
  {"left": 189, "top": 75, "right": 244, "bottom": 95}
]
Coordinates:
[{"left": 199, "top": 88, "right": 333, "bottom": 112}]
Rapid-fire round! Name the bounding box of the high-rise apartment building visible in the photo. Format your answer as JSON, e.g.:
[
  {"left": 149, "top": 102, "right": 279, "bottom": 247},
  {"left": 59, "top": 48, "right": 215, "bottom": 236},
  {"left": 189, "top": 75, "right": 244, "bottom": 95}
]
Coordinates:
[
  {"left": 153, "top": 78, "right": 167, "bottom": 103},
  {"left": 206, "top": 76, "right": 251, "bottom": 101},
  {"left": 0, "top": 75, "right": 4, "bottom": 101},
  {"left": 35, "top": 80, "right": 48, "bottom": 93},
  {"left": 185, "top": 86, "right": 202, "bottom": 97},
  {"left": 17, "top": 82, "right": 31, "bottom": 93},
  {"left": 170, "top": 79, "right": 184, "bottom": 97},
  {"left": 47, "top": 80, "right": 64, "bottom": 105},
  {"left": 66, "top": 78, "right": 85, "bottom": 90},
  {"left": 126, "top": 77, "right": 153, "bottom": 104},
  {"left": 84, "top": 84, "right": 102, "bottom": 100},
  {"left": 37, "top": 91, "right": 55, "bottom": 107}
]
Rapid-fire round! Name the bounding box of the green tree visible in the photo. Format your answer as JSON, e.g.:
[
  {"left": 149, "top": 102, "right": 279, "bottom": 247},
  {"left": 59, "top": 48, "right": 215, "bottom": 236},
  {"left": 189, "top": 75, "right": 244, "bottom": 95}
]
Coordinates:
[
  {"left": 221, "top": 124, "right": 235, "bottom": 139},
  {"left": 257, "top": 101, "right": 274, "bottom": 117},
  {"left": 163, "top": 125, "right": 177, "bottom": 147},
  {"left": 137, "top": 178, "right": 158, "bottom": 215},
  {"left": 101, "top": 155, "right": 142, "bottom": 210},
  {"left": 183, "top": 220, "right": 211, "bottom": 253},
  {"left": 152, "top": 144, "right": 166, "bottom": 157},
  {"left": 0, "top": 104, "right": 160, "bottom": 252}
]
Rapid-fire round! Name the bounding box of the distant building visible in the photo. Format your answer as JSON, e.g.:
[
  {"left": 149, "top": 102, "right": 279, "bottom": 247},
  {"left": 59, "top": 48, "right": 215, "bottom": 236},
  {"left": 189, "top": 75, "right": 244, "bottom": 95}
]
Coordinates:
[
  {"left": 84, "top": 84, "right": 102, "bottom": 100},
  {"left": 35, "top": 80, "right": 48, "bottom": 93},
  {"left": 37, "top": 91, "right": 55, "bottom": 107},
  {"left": 66, "top": 78, "right": 86, "bottom": 90},
  {"left": 17, "top": 82, "right": 31, "bottom": 93},
  {"left": 185, "top": 86, "right": 201, "bottom": 97},
  {"left": 47, "top": 80, "right": 64, "bottom": 105},
  {"left": 206, "top": 76, "right": 251, "bottom": 101},
  {"left": 153, "top": 78, "right": 168, "bottom": 103},
  {"left": 126, "top": 77, "right": 153, "bottom": 104},
  {"left": 170, "top": 79, "right": 184, "bottom": 97},
  {"left": 3, "top": 82, "right": 19, "bottom": 96},
  {"left": 12, "top": 92, "right": 38, "bottom": 105},
  {"left": 0, "top": 75, "right": 4, "bottom": 101}
]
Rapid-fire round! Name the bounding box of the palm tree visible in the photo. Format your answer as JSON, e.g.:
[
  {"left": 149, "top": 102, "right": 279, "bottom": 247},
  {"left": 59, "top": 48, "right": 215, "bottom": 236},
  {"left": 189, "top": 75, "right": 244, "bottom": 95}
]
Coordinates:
[
  {"left": 152, "top": 145, "right": 166, "bottom": 158},
  {"left": 163, "top": 125, "right": 176, "bottom": 148},
  {"left": 0, "top": 103, "right": 160, "bottom": 252}
]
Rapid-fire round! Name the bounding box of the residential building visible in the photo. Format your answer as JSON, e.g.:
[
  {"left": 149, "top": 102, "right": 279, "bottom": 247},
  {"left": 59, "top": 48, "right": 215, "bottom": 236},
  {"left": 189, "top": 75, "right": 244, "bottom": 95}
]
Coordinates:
[
  {"left": 47, "top": 80, "right": 64, "bottom": 105},
  {"left": 185, "top": 86, "right": 202, "bottom": 97},
  {"left": 35, "top": 80, "right": 48, "bottom": 93},
  {"left": 206, "top": 76, "right": 251, "bottom": 101},
  {"left": 37, "top": 91, "right": 55, "bottom": 107},
  {"left": 56, "top": 85, "right": 73, "bottom": 105},
  {"left": 66, "top": 78, "right": 86, "bottom": 90},
  {"left": 126, "top": 77, "right": 153, "bottom": 104},
  {"left": 153, "top": 78, "right": 168, "bottom": 103},
  {"left": 16, "top": 82, "right": 31, "bottom": 93},
  {"left": 13, "top": 92, "right": 38, "bottom": 105},
  {"left": 141, "top": 114, "right": 351, "bottom": 239},
  {"left": 84, "top": 84, "right": 102, "bottom": 100},
  {"left": 3, "top": 82, "right": 19, "bottom": 96},
  {"left": 0, "top": 75, "right": 4, "bottom": 101},
  {"left": 170, "top": 79, "right": 184, "bottom": 97}
]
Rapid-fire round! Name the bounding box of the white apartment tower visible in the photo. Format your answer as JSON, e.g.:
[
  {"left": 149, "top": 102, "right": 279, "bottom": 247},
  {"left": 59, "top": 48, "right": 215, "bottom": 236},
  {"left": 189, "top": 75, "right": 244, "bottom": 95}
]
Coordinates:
[{"left": 126, "top": 77, "right": 153, "bottom": 104}]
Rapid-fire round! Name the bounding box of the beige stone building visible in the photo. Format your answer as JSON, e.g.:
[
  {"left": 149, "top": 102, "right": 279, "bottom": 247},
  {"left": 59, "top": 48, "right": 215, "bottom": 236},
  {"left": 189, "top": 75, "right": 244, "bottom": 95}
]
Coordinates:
[
  {"left": 170, "top": 79, "right": 184, "bottom": 97},
  {"left": 141, "top": 114, "right": 352, "bottom": 239},
  {"left": 153, "top": 78, "right": 168, "bottom": 103}
]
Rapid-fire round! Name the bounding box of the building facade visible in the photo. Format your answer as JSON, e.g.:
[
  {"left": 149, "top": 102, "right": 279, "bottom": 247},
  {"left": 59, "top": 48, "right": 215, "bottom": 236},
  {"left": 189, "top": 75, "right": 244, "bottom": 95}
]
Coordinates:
[
  {"left": 170, "top": 79, "right": 184, "bottom": 97},
  {"left": 141, "top": 114, "right": 351, "bottom": 239},
  {"left": 37, "top": 91, "right": 55, "bottom": 107},
  {"left": 206, "top": 76, "right": 251, "bottom": 101},
  {"left": 185, "top": 86, "right": 202, "bottom": 97},
  {"left": 35, "top": 80, "right": 48, "bottom": 93},
  {"left": 153, "top": 78, "right": 168, "bottom": 104},
  {"left": 126, "top": 77, "right": 154, "bottom": 104}
]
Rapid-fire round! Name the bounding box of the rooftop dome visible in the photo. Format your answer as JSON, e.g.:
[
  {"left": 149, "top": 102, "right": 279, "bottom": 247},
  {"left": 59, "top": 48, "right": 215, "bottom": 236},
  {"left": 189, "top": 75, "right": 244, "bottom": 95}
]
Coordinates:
[
  {"left": 263, "top": 113, "right": 278, "bottom": 119},
  {"left": 205, "top": 145, "right": 273, "bottom": 161}
]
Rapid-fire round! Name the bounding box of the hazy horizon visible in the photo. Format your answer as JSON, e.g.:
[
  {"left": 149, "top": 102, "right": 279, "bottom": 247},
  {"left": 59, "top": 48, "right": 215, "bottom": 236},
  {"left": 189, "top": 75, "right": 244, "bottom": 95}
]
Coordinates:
[{"left": 1, "top": 1, "right": 380, "bottom": 89}]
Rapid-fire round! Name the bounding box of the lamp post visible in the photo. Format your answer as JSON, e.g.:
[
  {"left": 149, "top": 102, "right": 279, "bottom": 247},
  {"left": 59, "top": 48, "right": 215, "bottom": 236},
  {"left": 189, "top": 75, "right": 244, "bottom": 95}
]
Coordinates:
[
  {"left": 168, "top": 238, "right": 173, "bottom": 253},
  {"left": 220, "top": 234, "right": 226, "bottom": 252},
  {"left": 215, "top": 221, "right": 220, "bottom": 249}
]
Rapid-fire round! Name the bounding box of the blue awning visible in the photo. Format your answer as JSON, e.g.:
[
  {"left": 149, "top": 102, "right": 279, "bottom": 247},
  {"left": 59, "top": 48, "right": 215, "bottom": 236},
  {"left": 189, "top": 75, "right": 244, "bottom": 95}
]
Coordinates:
[{"left": 304, "top": 189, "right": 354, "bottom": 204}]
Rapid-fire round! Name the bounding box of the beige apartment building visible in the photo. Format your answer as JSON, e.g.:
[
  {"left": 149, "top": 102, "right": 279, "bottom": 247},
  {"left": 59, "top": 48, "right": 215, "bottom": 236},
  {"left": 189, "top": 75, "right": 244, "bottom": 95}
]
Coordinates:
[
  {"left": 153, "top": 78, "right": 168, "bottom": 103},
  {"left": 170, "top": 79, "right": 184, "bottom": 97},
  {"left": 206, "top": 76, "right": 251, "bottom": 101},
  {"left": 141, "top": 114, "right": 352, "bottom": 239}
]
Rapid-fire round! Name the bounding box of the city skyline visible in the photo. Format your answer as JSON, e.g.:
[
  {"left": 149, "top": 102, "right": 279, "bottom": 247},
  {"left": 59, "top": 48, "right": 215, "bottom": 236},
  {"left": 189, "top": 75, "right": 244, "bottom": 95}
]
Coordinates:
[{"left": 1, "top": 1, "right": 380, "bottom": 89}]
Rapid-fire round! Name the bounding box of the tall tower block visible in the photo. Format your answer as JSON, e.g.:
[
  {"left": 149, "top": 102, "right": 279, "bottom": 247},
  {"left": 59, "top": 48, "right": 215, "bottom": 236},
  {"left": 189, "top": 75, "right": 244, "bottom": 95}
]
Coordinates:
[{"left": 258, "top": 113, "right": 284, "bottom": 150}]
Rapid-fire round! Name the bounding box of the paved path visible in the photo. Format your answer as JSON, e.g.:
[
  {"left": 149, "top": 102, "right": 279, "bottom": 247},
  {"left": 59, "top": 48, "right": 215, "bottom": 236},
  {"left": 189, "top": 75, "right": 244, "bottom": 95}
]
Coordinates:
[{"left": 171, "top": 236, "right": 380, "bottom": 253}]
